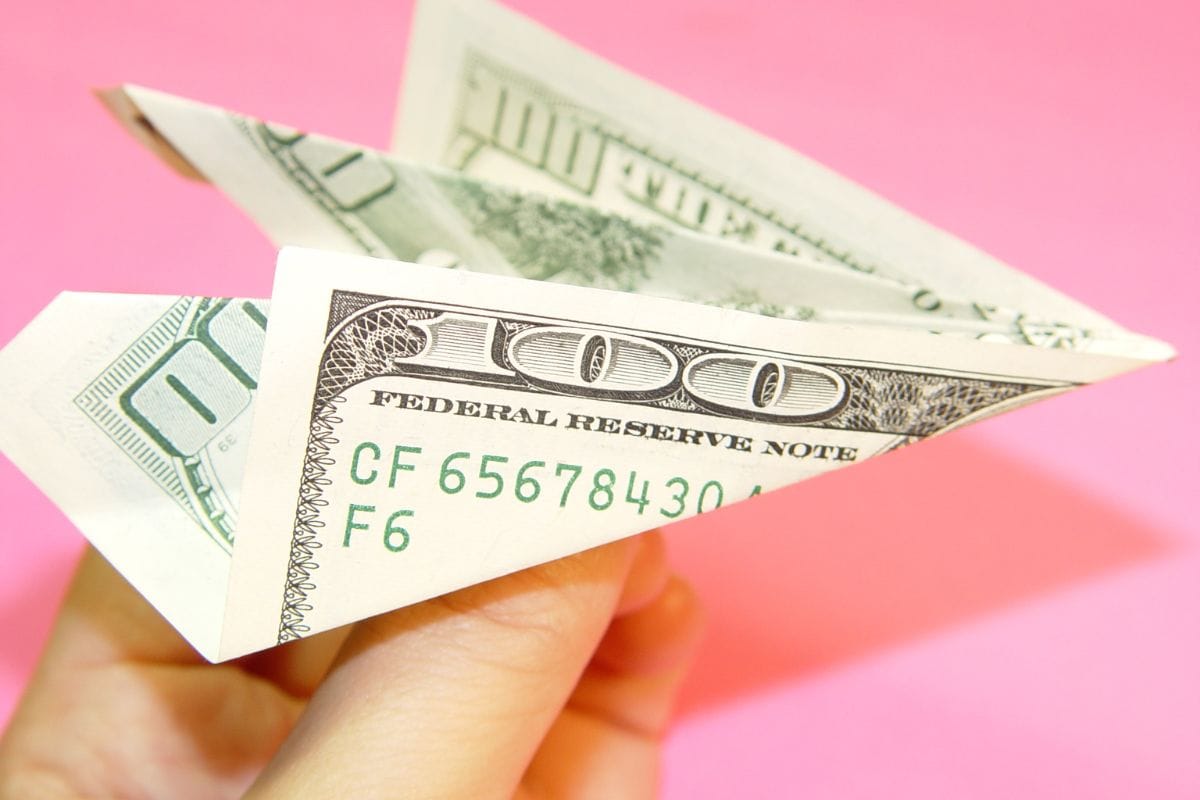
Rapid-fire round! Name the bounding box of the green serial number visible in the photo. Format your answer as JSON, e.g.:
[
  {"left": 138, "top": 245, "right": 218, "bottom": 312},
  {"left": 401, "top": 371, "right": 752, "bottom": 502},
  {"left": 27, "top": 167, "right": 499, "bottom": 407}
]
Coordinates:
[
  {"left": 340, "top": 443, "right": 761, "bottom": 554},
  {"left": 435, "top": 451, "right": 756, "bottom": 517}
]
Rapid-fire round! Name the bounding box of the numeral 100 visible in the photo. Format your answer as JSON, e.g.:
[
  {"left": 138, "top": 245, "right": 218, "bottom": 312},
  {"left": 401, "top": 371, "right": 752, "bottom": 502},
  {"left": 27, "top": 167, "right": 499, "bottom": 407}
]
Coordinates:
[{"left": 120, "top": 299, "right": 268, "bottom": 458}]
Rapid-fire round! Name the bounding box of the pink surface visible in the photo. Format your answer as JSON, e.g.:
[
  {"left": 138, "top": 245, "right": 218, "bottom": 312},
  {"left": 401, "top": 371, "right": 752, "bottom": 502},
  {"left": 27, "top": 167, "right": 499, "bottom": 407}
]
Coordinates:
[{"left": 1, "top": 0, "right": 1197, "bottom": 796}]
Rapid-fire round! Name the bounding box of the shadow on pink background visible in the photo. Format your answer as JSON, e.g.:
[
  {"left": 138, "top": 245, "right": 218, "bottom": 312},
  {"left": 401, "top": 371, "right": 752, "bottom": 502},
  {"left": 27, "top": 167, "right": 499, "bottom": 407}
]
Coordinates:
[
  {"left": 672, "top": 435, "right": 1172, "bottom": 714},
  {"left": 1, "top": 1, "right": 1197, "bottom": 797}
]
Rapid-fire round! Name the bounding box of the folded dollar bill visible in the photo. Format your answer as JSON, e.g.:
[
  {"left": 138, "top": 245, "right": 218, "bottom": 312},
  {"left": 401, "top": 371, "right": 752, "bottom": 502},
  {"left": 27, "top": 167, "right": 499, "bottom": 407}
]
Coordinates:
[{"left": 0, "top": 0, "right": 1172, "bottom": 661}]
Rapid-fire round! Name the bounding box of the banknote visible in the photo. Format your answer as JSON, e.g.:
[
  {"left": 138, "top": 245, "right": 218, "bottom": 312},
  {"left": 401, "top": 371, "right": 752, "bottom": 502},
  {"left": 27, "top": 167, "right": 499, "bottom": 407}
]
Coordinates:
[
  {"left": 225, "top": 249, "right": 1172, "bottom": 654},
  {"left": 209, "top": 249, "right": 1166, "bottom": 656},
  {"left": 394, "top": 0, "right": 1117, "bottom": 331},
  {"left": 105, "top": 86, "right": 1168, "bottom": 355}
]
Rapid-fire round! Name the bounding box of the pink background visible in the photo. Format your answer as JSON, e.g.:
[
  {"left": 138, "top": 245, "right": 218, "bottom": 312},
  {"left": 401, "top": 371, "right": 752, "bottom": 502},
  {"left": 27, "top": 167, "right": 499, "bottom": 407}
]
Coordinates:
[{"left": 2, "top": 0, "right": 1197, "bottom": 796}]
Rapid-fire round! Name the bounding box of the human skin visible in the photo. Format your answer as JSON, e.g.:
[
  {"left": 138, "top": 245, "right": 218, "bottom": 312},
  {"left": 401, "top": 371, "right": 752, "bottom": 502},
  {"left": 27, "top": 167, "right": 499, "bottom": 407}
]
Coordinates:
[{"left": 0, "top": 530, "right": 702, "bottom": 799}]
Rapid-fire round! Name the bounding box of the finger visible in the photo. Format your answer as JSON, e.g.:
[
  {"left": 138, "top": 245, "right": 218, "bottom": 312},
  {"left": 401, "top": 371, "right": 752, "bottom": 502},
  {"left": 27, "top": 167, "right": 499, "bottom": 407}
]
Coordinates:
[
  {"left": 516, "top": 707, "right": 661, "bottom": 800},
  {"left": 614, "top": 529, "right": 669, "bottom": 616},
  {"left": 240, "top": 529, "right": 666, "bottom": 698},
  {"left": 235, "top": 625, "right": 353, "bottom": 699},
  {"left": 594, "top": 574, "right": 704, "bottom": 677},
  {"left": 29, "top": 547, "right": 200, "bottom": 669},
  {"left": 521, "top": 575, "right": 704, "bottom": 798},
  {"left": 231, "top": 529, "right": 666, "bottom": 697},
  {"left": 0, "top": 549, "right": 306, "bottom": 798},
  {"left": 0, "top": 548, "right": 196, "bottom": 789},
  {"left": 27, "top": 547, "right": 347, "bottom": 692},
  {"left": 245, "top": 536, "right": 643, "bottom": 800}
]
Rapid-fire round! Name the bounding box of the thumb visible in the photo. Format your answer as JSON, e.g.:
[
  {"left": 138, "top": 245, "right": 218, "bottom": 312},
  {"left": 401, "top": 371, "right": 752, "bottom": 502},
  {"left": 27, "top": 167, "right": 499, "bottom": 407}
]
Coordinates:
[{"left": 245, "top": 536, "right": 643, "bottom": 800}]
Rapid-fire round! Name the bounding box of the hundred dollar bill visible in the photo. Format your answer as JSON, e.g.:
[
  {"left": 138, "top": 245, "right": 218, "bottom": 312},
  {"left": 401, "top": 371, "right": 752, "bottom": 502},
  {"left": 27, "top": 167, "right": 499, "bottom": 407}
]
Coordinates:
[
  {"left": 103, "top": 86, "right": 1166, "bottom": 354},
  {"left": 394, "top": 0, "right": 1115, "bottom": 331},
  {"left": 0, "top": 248, "right": 1162, "bottom": 660},
  {"left": 233, "top": 249, "right": 1113, "bottom": 654}
]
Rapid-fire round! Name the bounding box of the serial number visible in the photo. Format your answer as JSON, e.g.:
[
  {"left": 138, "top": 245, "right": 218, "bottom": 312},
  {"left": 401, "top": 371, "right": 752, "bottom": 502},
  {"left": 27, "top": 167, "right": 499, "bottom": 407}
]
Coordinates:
[
  {"left": 435, "top": 450, "right": 756, "bottom": 518},
  {"left": 339, "top": 442, "right": 761, "bottom": 553}
]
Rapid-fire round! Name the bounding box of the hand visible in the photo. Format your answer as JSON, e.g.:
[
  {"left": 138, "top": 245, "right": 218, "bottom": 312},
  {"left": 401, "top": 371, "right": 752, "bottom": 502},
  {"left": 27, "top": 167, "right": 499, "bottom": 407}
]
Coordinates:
[{"left": 0, "top": 532, "right": 702, "bottom": 799}]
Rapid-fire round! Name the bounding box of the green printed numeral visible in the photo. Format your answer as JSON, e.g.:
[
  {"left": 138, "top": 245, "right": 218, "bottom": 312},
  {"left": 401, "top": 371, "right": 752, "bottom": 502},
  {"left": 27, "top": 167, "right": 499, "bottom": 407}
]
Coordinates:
[
  {"left": 589, "top": 468, "right": 617, "bottom": 511},
  {"left": 697, "top": 480, "right": 725, "bottom": 513},
  {"left": 121, "top": 339, "right": 251, "bottom": 459},
  {"left": 555, "top": 463, "right": 582, "bottom": 507},
  {"left": 475, "top": 455, "right": 509, "bottom": 499},
  {"left": 659, "top": 477, "right": 689, "bottom": 519},
  {"left": 119, "top": 299, "right": 267, "bottom": 458},
  {"left": 439, "top": 451, "right": 470, "bottom": 494},
  {"left": 515, "top": 461, "right": 545, "bottom": 503},
  {"left": 625, "top": 472, "right": 650, "bottom": 515},
  {"left": 383, "top": 510, "right": 413, "bottom": 553}
]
